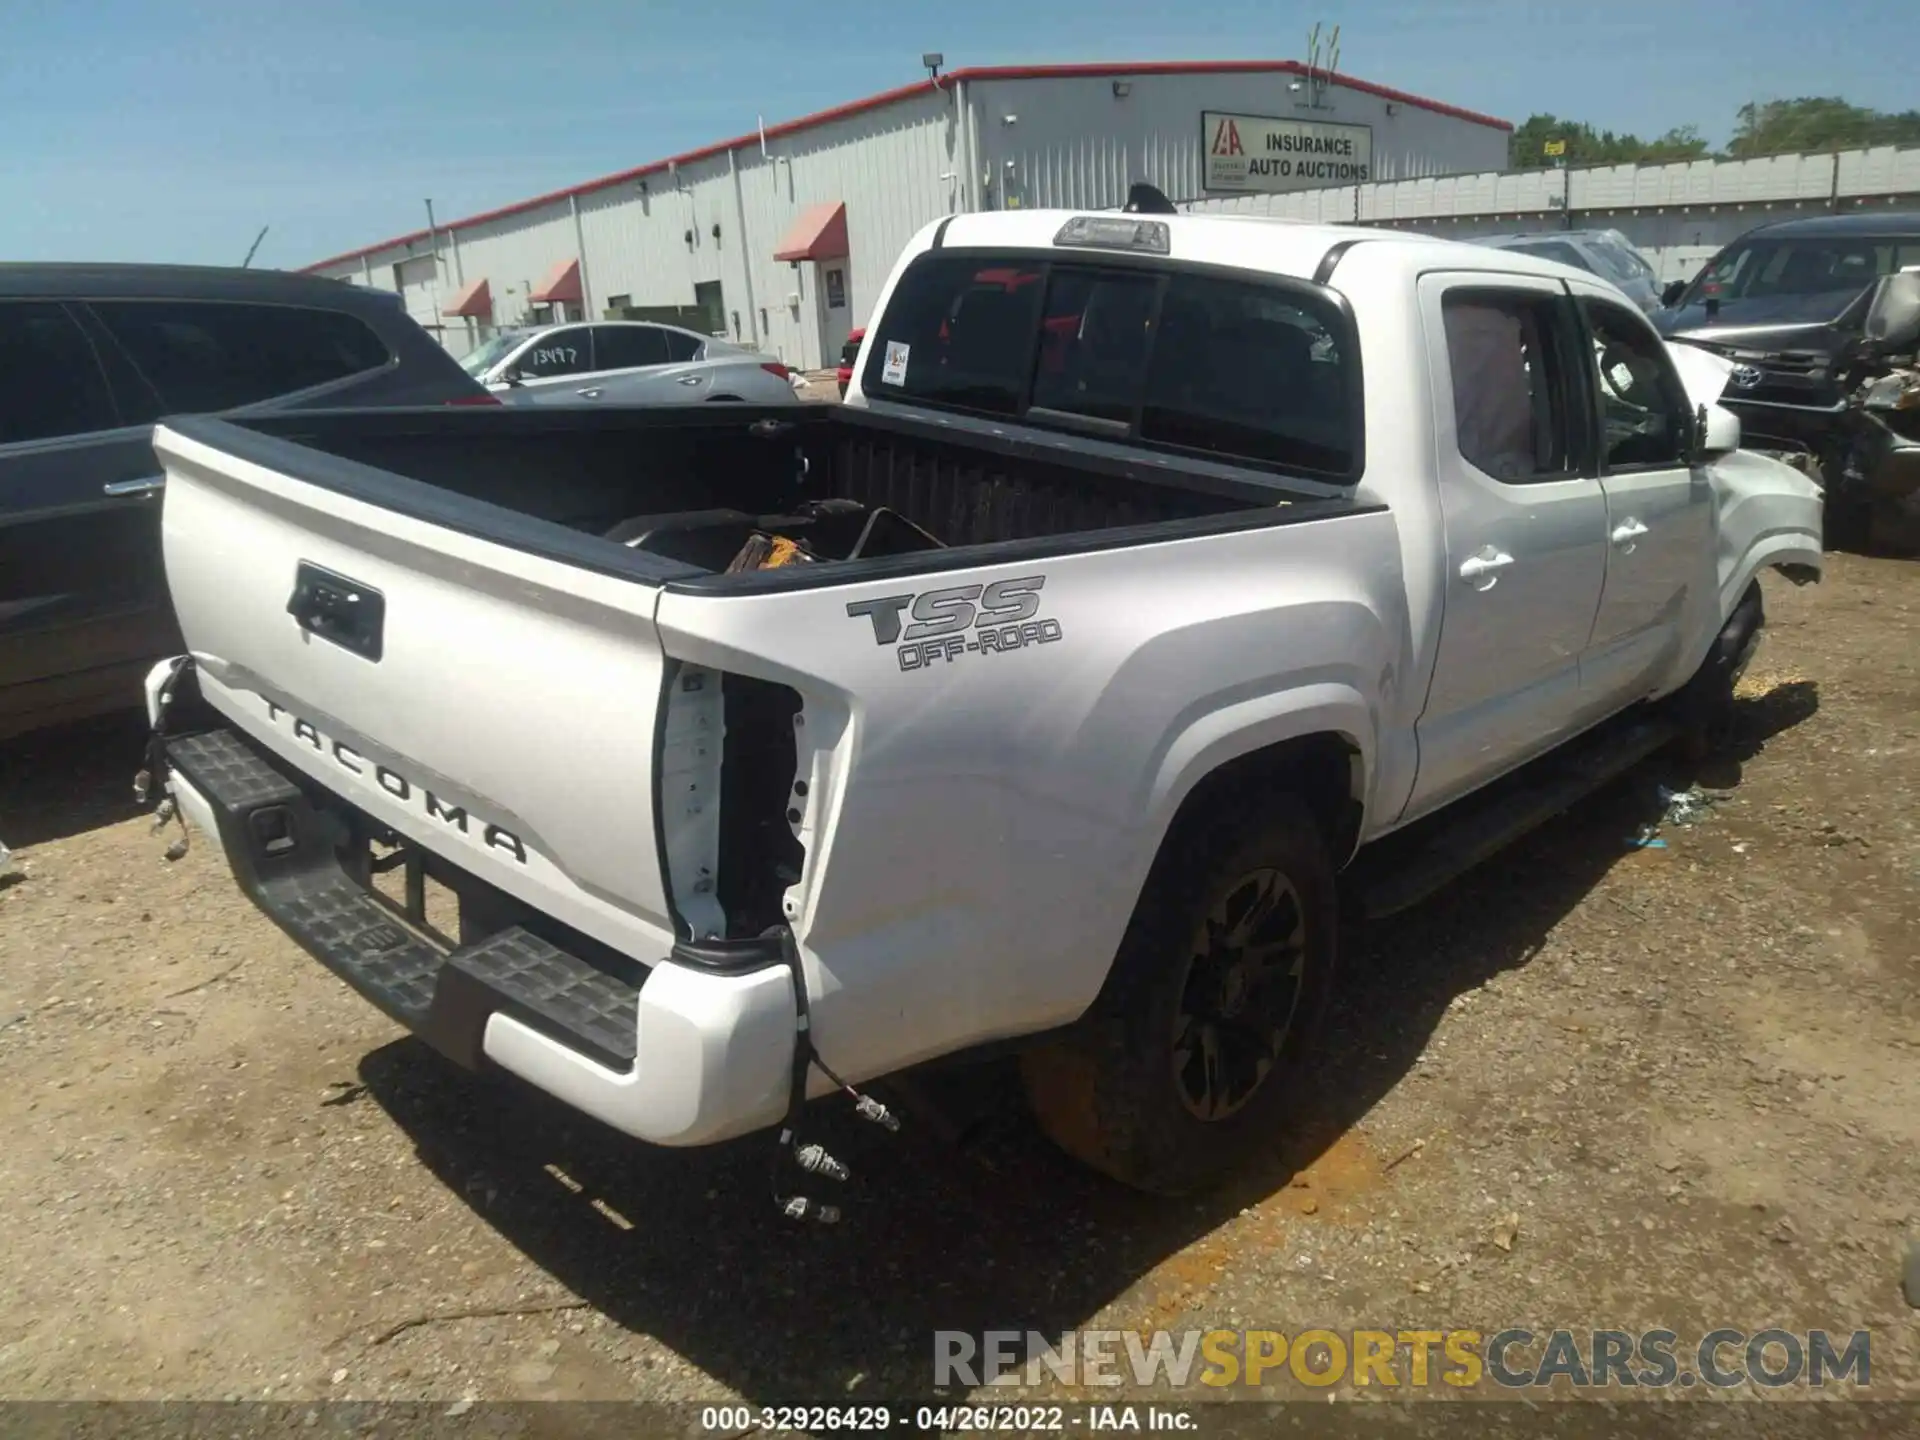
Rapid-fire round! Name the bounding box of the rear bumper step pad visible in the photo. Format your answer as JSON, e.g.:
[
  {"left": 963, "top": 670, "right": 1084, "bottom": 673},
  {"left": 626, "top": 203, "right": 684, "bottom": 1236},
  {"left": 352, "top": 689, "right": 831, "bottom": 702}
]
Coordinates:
[{"left": 166, "top": 729, "right": 639, "bottom": 1072}]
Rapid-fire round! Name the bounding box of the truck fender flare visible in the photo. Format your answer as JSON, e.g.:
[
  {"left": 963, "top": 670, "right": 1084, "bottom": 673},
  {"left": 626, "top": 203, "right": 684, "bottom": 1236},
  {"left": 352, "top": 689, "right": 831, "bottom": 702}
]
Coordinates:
[
  {"left": 1720, "top": 537, "right": 1820, "bottom": 620},
  {"left": 1140, "top": 681, "right": 1376, "bottom": 866}
]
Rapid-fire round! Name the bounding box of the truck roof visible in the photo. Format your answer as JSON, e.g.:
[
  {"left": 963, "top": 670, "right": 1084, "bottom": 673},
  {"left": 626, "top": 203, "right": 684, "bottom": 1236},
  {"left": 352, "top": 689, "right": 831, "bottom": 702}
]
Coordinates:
[{"left": 927, "top": 209, "right": 1603, "bottom": 291}]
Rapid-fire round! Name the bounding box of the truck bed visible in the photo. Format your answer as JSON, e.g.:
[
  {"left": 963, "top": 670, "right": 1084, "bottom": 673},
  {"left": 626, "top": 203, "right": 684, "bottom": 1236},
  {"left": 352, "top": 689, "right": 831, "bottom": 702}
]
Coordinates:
[
  {"left": 162, "top": 402, "right": 1358, "bottom": 592},
  {"left": 149, "top": 398, "right": 1392, "bottom": 1144}
]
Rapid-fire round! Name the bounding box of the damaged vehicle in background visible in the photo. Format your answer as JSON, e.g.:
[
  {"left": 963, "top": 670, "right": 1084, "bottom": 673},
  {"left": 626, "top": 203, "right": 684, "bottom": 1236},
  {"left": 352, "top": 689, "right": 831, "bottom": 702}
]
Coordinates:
[
  {"left": 462, "top": 319, "right": 801, "bottom": 406},
  {"left": 1470, "top": 229, "right": 1664, "bottom": 315},
  {"left": 1656, "top": 212, "right": 1920, "bottom": 553}
]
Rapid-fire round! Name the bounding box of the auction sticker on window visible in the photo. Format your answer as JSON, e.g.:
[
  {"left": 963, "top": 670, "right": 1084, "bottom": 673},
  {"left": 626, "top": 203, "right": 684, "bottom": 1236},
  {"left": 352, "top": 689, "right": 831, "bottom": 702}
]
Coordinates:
[{"left": 880, "top": 340, "right": 910, "bottom": 386}]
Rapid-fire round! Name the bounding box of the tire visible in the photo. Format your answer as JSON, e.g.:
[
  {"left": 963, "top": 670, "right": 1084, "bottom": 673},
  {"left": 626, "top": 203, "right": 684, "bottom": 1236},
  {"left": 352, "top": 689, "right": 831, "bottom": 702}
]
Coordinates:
[
  {"left": 1867, "top": 492, "right": 1920, "bottom": 558},
  {"left": 1673, "top": 580, "right": 1765, "bottom": 757},
  {"left": 1021, "top": 794, "right": 1337, "bottom": 1195}
]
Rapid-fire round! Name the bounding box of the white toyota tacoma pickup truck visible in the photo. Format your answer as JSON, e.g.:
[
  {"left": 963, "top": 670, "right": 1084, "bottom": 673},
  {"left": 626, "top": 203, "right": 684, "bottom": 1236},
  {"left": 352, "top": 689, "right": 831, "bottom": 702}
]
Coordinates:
[{"left": 144, "top": 206, "right": 1822, "bottom": 1200}]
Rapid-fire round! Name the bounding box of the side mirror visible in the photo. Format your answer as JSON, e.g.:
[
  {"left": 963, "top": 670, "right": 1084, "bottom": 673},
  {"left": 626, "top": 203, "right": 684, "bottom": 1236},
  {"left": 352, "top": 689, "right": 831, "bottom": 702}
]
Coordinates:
[
  {"left": 1862, "top": 270, "right": 1920, "bottom": 350},
  {"left": 499, "top": 368, "right": 525, "bottom": 388},
  {"left": 1696, "top": 401, "right": 1741, "bottom": 456},
  {"left": 1661, "top": 279, "right": 1687, "bottom": 309}
]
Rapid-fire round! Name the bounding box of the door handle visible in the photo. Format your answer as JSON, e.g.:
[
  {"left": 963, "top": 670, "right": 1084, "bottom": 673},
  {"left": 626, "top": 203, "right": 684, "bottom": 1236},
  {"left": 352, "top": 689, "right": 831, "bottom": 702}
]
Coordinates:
[
  {"left": 103, "top": 475, "right": 165, "bottom": 499},
  {"left": 575, "top": 387, "right": 603, "bottom": 399},
  {"left": 1610, "top": 518, "right": 1650, "bottom": 550},
  {"left": 1458, "top": 549, "right": 1514, "bottom": 591},
  {"left": 677, "top": 375, "right": 703, "bottom": 387}
]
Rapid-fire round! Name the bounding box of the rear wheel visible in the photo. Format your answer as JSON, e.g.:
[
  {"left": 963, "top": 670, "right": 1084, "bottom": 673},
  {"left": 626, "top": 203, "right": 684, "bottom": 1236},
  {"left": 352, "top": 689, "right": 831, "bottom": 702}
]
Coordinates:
[{"left": 1021, "top": 795, "right": 1336, "bottom": 1195}]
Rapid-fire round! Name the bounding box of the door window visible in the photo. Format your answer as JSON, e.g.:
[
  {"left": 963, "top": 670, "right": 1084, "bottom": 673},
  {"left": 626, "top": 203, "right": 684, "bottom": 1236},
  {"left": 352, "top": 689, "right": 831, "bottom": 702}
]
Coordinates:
[
  {"left": 515, "top": 328, "right": 592, "bottom": 378},
  {"left": 591, "top": 325, "right": 671, "bottom": 370},
  {"left": 0, "top": 302, "right": 121, "bottom": 445},
  {"left": 663, "top": 329, "right": 703, "bottom": 362},
  {"left": 1441, "top": 290, "right": 1580, "bottom": 483},
  {"left": 1581, "top": 299, "right": 1688, "bottom": 470},
  {"left": 89, "top": 300, "right": 389, "bottom": 412}
]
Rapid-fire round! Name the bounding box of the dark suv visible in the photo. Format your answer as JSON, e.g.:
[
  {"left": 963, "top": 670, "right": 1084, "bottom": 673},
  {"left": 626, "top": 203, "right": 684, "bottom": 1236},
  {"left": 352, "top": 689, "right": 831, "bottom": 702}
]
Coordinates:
[
  {"left": 1655, "top": 211, "right": 1920, "bottom": 450},
  {"left": 0, "top": 264, "right": 494, "bottom": 740}
]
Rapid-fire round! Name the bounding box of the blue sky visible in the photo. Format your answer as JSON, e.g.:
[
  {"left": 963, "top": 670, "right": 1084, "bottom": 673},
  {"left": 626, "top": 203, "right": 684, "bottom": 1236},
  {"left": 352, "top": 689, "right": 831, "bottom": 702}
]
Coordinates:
[{"left": 1, "top": 0, "right": 1904, "bottom": 268}]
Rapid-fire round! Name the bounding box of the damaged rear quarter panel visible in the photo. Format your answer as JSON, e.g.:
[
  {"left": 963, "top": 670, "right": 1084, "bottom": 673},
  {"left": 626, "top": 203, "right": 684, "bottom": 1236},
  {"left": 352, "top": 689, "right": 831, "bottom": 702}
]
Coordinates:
[{"left": 653, "top": 508, "right": 1407, "bottom": 1086}]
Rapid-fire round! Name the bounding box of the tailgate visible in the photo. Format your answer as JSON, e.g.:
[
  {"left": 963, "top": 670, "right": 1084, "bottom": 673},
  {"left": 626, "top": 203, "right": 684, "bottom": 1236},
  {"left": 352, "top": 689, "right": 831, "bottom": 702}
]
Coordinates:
[{"left": 152, "top": 417, "right": 683, "bottom": 960}]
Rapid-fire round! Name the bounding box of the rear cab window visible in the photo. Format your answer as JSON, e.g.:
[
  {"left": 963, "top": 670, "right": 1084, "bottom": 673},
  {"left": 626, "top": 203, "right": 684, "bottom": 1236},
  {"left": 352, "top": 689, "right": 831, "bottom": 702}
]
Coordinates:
[{"left": 862, "top": 249, "right": 1361, "bottom": 481}]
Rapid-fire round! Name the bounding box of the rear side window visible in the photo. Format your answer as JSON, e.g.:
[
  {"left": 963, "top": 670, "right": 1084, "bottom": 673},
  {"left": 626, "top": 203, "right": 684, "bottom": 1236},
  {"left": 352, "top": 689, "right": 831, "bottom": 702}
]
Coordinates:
[
  {"left": 0, "top": 302, "right": 121, "bottom": 445},
  {"left": 663, "top": 330, "right": 703, "bottom": 363},
  {"left": 91, "top": 300, "right": 389, "bottom": 413},
  {"left": 592, "top": 325, "right": 670, "bottom": 369},
  {"left": 864, "top": 253, "right": 1358, "bottom": 477},
  {"left": 1441, "top": 290, "right": 1578, "bottom": 483}
]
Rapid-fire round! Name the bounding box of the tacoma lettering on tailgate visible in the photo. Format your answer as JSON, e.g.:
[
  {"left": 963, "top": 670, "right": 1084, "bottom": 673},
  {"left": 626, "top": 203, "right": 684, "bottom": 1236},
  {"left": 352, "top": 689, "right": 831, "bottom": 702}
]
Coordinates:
[
  {"left": 262, "top": 699, "right": 529, "bottom": 863},
  {"left": 845, "top": 575, "right": 1064, "bottom": 673}
]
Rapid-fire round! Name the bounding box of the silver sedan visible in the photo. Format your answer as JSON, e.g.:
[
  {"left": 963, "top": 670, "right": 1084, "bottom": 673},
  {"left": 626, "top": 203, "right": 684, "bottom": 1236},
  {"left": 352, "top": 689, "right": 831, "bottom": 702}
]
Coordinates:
[{"left": 460, "top": 321, "right": 801, "bottom": 406}]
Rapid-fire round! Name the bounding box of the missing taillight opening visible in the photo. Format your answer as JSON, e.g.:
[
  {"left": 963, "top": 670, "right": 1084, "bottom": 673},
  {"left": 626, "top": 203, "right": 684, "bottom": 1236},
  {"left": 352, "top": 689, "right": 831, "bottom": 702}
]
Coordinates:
[
  {"left": 658, "top": 665, "right": 805, "bottom": 943},
  {"left": 760, "top": 362, "right": 792, "bottom": 381}
]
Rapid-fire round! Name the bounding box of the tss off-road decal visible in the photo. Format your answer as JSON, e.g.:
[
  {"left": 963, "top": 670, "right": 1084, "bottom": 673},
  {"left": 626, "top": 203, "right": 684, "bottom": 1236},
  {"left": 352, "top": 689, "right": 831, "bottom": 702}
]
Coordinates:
[{"left": 847, "top": 575, "right": 1064, "bottom": 672}]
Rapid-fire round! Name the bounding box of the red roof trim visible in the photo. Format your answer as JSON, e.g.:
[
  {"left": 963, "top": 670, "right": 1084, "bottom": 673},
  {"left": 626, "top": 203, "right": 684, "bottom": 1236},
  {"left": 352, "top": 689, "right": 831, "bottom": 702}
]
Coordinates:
[{"left": 303, "top": 62, "right": 1510, "bottom": 271}]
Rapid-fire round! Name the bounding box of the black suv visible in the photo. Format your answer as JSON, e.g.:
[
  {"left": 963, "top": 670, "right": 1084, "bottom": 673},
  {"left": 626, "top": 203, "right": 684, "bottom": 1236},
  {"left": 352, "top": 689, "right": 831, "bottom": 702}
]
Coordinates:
[
  {"left": 0, "top": 264, "right": 493, "bottom": 741},
  {"left": 1655, "top": 211, "right": 1920, "bottom": 450}
]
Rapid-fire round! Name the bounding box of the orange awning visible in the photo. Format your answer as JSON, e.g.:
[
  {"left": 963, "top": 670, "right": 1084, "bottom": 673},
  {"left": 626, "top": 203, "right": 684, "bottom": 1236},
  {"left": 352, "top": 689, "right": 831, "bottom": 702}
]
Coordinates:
[
  {"left": 530, "top": 258, "right": 582, "bottom": 304},
  {"left": 773, "top": 202, "right": 848, "bottom": 262},
  {"left": 443, "top": 277, "right": 492, "bottom": 319}
]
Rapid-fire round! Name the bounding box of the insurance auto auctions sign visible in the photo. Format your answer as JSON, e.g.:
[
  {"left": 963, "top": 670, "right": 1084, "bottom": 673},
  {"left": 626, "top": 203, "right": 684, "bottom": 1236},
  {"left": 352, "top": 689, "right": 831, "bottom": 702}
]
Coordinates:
[{"left": 1202, "top": 112, "right": 1373, "bottom": 192}]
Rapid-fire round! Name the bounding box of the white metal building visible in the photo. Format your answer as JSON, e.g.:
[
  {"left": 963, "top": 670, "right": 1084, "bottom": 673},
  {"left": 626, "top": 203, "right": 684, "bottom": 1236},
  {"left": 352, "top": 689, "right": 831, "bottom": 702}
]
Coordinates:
[{"left": 304, "top": 60, "right": 1511, "bottom": 370}]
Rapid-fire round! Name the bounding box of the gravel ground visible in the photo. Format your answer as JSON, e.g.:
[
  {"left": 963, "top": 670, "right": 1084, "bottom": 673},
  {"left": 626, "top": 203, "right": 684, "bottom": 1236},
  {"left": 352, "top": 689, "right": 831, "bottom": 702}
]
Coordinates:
[{"left": 0, "top": 553, "right": 1915, "bottom": 1415}]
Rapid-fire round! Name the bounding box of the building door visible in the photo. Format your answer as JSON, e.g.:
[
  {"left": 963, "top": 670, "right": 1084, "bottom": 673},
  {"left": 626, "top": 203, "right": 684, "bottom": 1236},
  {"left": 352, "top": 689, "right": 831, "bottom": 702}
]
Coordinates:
[
  {"left": 815, "top": 263, "right": 850, "bottom": 371},
  {"left": 693, "top": 281, "right": 725, "bottom": 338}
]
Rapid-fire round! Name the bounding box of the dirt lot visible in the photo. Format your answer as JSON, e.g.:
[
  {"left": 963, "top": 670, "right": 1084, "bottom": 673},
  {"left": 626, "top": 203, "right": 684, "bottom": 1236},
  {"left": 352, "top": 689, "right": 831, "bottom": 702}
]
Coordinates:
[{"left": 1, "top": 554, "right": 1916, "bottom": 1414}]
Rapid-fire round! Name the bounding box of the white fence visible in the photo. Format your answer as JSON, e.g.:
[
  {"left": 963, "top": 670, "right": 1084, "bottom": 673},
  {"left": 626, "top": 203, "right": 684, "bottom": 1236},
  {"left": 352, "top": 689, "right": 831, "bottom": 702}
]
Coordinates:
[{"left": 1180, "top": 144, "right": 1920, "bottom": 282}]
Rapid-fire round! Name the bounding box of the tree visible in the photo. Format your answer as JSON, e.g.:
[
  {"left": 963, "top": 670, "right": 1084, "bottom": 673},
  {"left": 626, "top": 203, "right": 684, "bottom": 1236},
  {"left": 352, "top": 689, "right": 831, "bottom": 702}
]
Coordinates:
[
  {"left": 1727, "top": 98, "right": 1920, "bottom": 156},
  {"left": 1507, "top": 114, "right": 1709, "bottom": 170}
]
